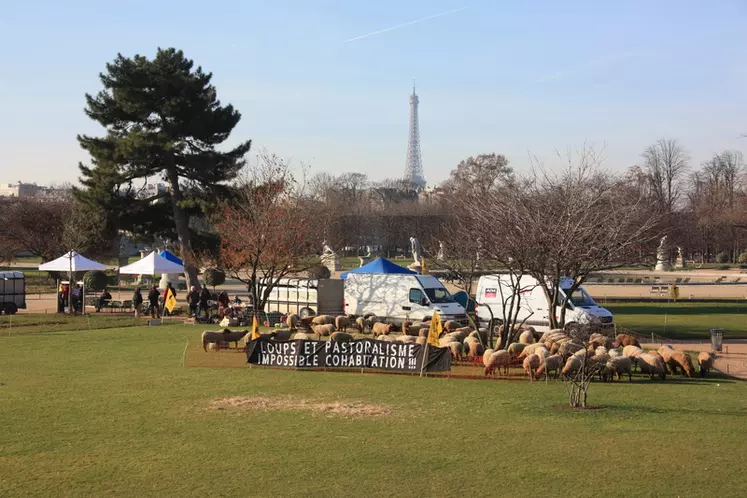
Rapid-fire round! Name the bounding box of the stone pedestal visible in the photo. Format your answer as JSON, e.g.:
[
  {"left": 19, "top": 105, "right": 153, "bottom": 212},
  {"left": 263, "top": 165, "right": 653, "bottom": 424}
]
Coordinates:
[
  {"left": 654, "top": 261, "right": 671, "bottom": 271},
  {"left": 321, "top": 255, "right": 341, "bottom": 273},
  {"left": 159, "top": 272, "right": 180, "bottom": 290}
]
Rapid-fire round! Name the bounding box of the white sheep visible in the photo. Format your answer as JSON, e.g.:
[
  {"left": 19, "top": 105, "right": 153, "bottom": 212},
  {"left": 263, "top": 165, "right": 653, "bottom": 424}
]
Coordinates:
[
  {"left": 523, "top": 354, "right": 541, "bottom": 381},
  {"left": 311, "top": 323, "right": 335, "bottom": 338},
  {"left": 286, "top": 314, "right": 300, "bottom": 330},
  {"left": 485, "top": 350, "right": 511, "bottom": 376},
  {"left": 603, "top": 356, "right": 632, "bottom": 381},
  {"left": 697, "top": 351, "right": 715, "bottom": 377},
  {"left": 311, "top": 315, "right": 335, "bottom": 326},
  {"left": 447, "top": 342, "right": 463, "bottom": 360},
  {"left": 638, "top": 353, "right": 667, "bottom": 380},
  {"left": 482, "top": 349, "right": 495, "bottom": 367},
  {"left": 330, "top": 331, "right": 354, "bottom": 342},
  {"left": 535, "top": 354, "right": 563, "bottom": 380},
  {"left": 519, "top": 328, "right": 536, "bottom": 344}
]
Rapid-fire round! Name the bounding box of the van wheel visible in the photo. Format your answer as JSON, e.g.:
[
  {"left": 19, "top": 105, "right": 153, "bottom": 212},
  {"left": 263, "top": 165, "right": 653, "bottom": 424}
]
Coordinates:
[
  {"left": 299, "top": 307, "right": 315, "bottom": 318},
  {"left": 4, "top": 303, "right": 17, "bottom": 315}
]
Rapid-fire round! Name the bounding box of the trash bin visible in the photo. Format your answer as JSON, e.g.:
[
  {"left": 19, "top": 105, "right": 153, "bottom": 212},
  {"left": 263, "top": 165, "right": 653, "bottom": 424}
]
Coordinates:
[{"left": 710, "top": 328, "right": 724, "bottom": 352}]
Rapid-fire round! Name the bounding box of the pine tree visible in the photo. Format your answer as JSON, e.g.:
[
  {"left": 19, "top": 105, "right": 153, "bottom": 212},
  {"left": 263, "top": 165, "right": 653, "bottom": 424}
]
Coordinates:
[{"left": 77, "top": 48, "right": 251, "bottom": 288}]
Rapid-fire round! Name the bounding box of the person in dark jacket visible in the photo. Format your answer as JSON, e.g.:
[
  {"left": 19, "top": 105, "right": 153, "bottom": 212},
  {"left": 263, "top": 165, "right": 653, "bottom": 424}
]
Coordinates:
[
  {"left": 96, "top": 287, "right": 112, "bottom": 312},
  {"left": 198, "top": 286, "right": 211, "bottom": 318},
  {"left": 147, "top": 285, "right": 161, "bottom": 318},
  {"left": 217, "top": 290, "right": 230, "bottom": 318},
  {"left": 187, "top": 286, "right": 200, "bottom": 316},
  {"left": 132, "top": 287, "right": 144, "bottom": 318}
]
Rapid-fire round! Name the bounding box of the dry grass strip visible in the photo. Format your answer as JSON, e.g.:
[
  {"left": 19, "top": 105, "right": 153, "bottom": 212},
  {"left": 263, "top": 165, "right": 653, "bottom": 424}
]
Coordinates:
[{"left": 209, "top": 396, "right": 391, "bottom": 417}]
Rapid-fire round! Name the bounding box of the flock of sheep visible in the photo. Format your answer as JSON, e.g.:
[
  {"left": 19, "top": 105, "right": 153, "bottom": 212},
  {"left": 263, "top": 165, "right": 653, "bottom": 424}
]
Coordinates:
[{"left": 200, "top": 313, "right": 718, "bottom": 382}]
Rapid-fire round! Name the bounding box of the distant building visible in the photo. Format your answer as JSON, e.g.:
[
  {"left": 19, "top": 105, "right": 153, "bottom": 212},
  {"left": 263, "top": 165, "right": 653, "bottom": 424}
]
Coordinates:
[
  {"left": 138, "top": 182, "right": 169, "bottom": 200},
  {"left": 0, "top": 182, "right": 43, "bottom": 198},
  {"left": 0, "top": 182, "right": 71, "bottom": 200}
]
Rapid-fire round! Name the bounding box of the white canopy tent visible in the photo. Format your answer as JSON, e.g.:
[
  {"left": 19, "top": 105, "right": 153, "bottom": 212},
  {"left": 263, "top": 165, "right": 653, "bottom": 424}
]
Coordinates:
[
  {"left": 39, "top": 250, "right": 107, "bottom": 273},
  {"left": 39, "top": 250, "right": 107, "bottom": 315},
  {"left": 119, "top": 251, "right": 185, "bottom": 275}
]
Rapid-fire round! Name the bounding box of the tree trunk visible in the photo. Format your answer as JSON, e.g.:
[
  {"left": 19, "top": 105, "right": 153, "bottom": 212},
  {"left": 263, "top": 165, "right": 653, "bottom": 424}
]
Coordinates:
[{"left": 165, "top": 164, "right": 200, "bottom": 290}]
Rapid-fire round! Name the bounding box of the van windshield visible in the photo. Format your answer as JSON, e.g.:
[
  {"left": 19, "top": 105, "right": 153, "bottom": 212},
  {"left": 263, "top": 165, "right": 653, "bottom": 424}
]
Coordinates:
[
  {"left": 424, "top": 287, "right": 455, "bottom": 304},
  {"left": 562, "top": 287, "right": 596, "bottom": 307}
]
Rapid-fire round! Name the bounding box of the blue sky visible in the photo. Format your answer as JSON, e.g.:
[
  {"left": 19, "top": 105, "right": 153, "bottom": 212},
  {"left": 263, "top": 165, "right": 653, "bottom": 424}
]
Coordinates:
[{"left": 1, "top": 0, "right": 745, "bottom": 186}]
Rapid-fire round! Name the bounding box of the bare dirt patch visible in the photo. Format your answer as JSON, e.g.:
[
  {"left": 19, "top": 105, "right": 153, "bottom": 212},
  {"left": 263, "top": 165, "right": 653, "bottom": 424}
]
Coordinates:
[{"left": 209, "top": 396, "right": 392, "bottom": 418}]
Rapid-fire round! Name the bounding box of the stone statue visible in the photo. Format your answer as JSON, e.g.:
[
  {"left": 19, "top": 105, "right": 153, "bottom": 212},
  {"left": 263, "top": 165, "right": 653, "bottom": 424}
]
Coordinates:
[
  {"left": 654, "top": 236, "right": 671, "bottom": 271},
  {"left": 322, "top": 240, "right": 335, "bottom": 256},
  {"left": 436, "top": 241, "right": 445, "bottom": 262},
  {"left": 358, "top": 246, "right": 374, "bottom": 267},
  {"left": 320, "top": 240, "right": 341, "bottom": 273},
  {"left": 410, "top": 237, "right": 422, "bottom": 263},
  {"left": 675, "top": 246, "right": 685, "bottom": 269},
  {"left": 408, "top": 237, "right": 423, "bottom": 272}
]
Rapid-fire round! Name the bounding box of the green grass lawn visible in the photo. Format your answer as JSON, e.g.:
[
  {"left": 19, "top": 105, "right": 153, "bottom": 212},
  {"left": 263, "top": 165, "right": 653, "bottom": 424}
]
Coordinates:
[
  {"left": 0, "top": 314, "right": 150, "bottom": 336},
  {"left": 1, "top": 322, "right": 746, "bottom": 497},
  {"left": 607, "top": 302, "right": 747, "bottom": 340}
]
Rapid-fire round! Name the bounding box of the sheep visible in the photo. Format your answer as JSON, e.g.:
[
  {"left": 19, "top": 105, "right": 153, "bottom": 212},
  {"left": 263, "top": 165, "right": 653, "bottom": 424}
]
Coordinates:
[
  {"left": 536, "top": 354, "right": 563, "bottom": 380},
  {"left": 603, "top": 356, "right": 632, "bottom": 381},
  {"left": 613, "top": 333, "right": 641, "bottom": 348},
  {"left": 589, "top": 333, "right": 614, "bottom": 350},
  {"left": 668, "top": 351, "right": 695, "bottom": 377},
  {"left": 439, "top": 335, "right": 459, "bottom": 347},
  {"left": 447, "top": 342, "right": 463, "bottom": 361},
  {"left": 377, "top": 334, "right": 395, "bottom": 342},
  {"left": 443, "top": 320, "right": 459, "bottom": 332},
  {"left": 292, "top": 332, "right": 314, "bottom": 340},
  {"left": 371, "top": 322, "right": 394, "bottom": 337},
  {"left": 468, "top": 329, "right": 488, "bottom": 344},
  {"left": 311, "top": 323, "right": 335, "bottom": 338},
  {"left": 418, "top": 328, "right": 430, "bottom": 338},
  {"left": 697, "top": 351, "right": 715, "bottom": 377},
  {"left": 202, "top": 329, "right": 249, "bottom": 351},
  {"left": 507, "top": 342, "right": 527, "bottom": 358},
  {"left": 286, "top": 314, "right": 300, "bottom": 330},
  {"left": 311, "top": 315, "right": 335, "bottom": 326},
  {"left": 658, "top": 345, "right": 675, "bottom": 364},
  {"left": 334, "top": 316, "right": 351, "bottom": 332},
  {"left": 452, "top": 328, "right": 472, "bottom": 342},
  {"left": 519, "top": 328, "right": 536, "bottom": 344},
  {"left": 558, "top": 341, "right": 584, "bottom": 358},
  {"left": 533, "top": 346, "right": 550, "bottom": 360},
  {"left": 207, "top": 341, "right": 227, "bottom": 351},
  {"left": 353, "top": 317, "right": 367, "bottom": 333},
  {"left": 518, "top": 342, "right": 546, "bottom": 359},
  {"left": 561, "top": 356, "right": 582, "bottom": 377},
  {"left": 638, "top": 353, "right": 667, "bottom": 380},
  {"left": 463, "top": 337, "right": 485, "bottom": 357},
  {"left": 330, "top": 331, "right": 354, "bottom": 342},
  {"left": 623, "top": 345, "right": 645, "bottom": 359},
  {"left": 608, "top": 348, "right": 621, "bottom": 358},
  {"left": 396, "top": 335, "right": 417, "bottom": 344},
  {"left": 523, "top": 354, "right": 541, "bottom": 381},
  {"left": 415, "top": 336, "right": 427, "bottom": 345},
  {"left": 269, "top": 328, "right": 293, "bottom": 341},
  {"left": 300, "top": 316, "right": 315, "bottom": 331},
  {"left": 485, "top": 350, "right": 511, "bottom": 376},
  {"left": 402, "top": 322, "right": 420, "bottom": 336},
  {"left": 482, "top": 349, "right": 495, "bottom": 367}
]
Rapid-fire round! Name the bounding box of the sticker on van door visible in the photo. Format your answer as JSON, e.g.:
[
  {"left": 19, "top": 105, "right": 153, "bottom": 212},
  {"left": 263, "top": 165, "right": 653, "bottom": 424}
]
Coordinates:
[{"left": 485, "top": 288, "right": 497, "bottom": 298}]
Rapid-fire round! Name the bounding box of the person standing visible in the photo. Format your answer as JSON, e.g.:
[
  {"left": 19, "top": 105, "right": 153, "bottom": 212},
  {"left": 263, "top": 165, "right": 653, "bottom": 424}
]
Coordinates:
[
  {"left": 132, "top": 287, "right": 143, "bottom": 318},
  {"left": 198, "top": 286, "right": 211, "bottom": 319},
  {"left": 187, "top": 286, "right": 200, "bottom": 317},
  {"left": 147, "top": 285, "right": 161, "bottom": 318}
]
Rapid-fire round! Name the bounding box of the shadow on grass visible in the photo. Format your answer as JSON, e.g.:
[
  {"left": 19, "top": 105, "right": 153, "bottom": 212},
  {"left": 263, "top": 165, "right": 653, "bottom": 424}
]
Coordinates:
[{"left": 601, "top": 404, "right": 747, "bottom": 417}]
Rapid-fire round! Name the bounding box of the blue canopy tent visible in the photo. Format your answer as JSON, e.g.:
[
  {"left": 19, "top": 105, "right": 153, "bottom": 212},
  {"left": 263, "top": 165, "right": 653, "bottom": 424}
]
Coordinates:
[
  {"left": 340, "top": 257, "right": 417, "bottom": 279},
  {"left": 158, "top": 249, "right": 183, "bottom": 266}
]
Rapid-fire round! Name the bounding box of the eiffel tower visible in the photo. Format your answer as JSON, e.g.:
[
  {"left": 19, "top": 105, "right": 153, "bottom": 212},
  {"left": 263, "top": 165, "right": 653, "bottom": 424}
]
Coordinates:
[{"left": 404, "top": 82, "right": 426, "bottom": 188}]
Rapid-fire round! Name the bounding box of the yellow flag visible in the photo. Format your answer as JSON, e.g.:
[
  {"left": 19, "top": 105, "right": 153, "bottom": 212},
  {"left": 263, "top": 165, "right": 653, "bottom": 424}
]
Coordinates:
[
  {"left": 164, "top": 288, "right": 177, "bottom": 313},
  {"left": 251, "top": 315, "right": 261, "bottom": 340},
  {"left": 420, "top": 257, "right": 428, "bottom": 275},
  {"left": 427, "top": 310, "right": 442, "bottom": 347}
]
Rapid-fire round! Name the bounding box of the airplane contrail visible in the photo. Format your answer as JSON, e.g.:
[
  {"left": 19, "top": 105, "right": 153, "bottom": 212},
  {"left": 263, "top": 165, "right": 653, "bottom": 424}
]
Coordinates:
[{"left": 343, "top": 6, "right": 468, "bottom": 43}]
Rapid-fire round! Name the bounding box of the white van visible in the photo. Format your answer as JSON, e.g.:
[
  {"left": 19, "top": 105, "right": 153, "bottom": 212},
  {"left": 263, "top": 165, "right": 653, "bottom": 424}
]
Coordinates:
[
  {"left": 344, "top": 273, "right": 468, "bottom": 325},
  {"left": 475, "top": 274, "right": 613, "bottom": 333}
]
